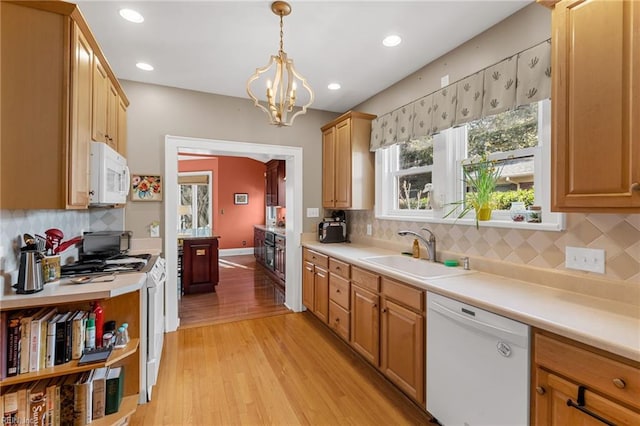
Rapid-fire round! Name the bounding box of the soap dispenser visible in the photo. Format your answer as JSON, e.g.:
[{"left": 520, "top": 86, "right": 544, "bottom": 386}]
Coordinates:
[{"left": 412, "top": 239, "right": 420, "bottom": 258}]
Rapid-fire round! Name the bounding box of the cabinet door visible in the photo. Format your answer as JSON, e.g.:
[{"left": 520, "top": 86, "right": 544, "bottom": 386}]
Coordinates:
[
  {"left": 380, "top": 298, "right": 424, "bottom": 404},
  {"left": 182, "top": 238, "right": 218, "bottom": 294},
  {"left": 551, "top": 0, "right": 640, "bottom": 211},
  {"left": 106, "top": 81, "right": 118, "bottom": 150},
  {"left": 313, "top": 267, "right": 329, "bottom": 323},
  {"left": 534, "top": 368, "right": 640, "bottom": 425},
  {"left": 92, "top": 56, "right": 108, "bottom": 143},
  {"left": 68, "top": 23, "right": 93, "bottom": 208},
  {"left": 350, "top": 284, "right": 379, "bottom": 365},
  {"left": 117, "top": 96, "right": 128, "bottom": 156},
  {"left": 334, "top": 118, "right": 352, "bottom": 208},
  {"left": 302, "top": 261, "right": 315, "bottom": 310},
  {"left": 322, "top": 126, "right": 336, "bottom": 208},
  {"left": 277, "top": 160, "right": 286, "bottom": 208}
]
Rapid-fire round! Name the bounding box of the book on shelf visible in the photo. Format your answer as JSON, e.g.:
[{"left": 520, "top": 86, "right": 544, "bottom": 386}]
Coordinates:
[
  {"left": 74, "top": 371, "right": 93, "bottom": 426},
  {"left": 16, "top": 384, "right": 27, "bottom": 425},
  {"left": 30, "top": 307, "right": 57, "bottom": 372},
  {"left": 71, "top": 311, "right": 88, "bottom": 361},
  {"left": 6, "top": 310, "right": 28, "bottom": 377},
  {"left": 26, "top": 380, "right": 48, "bottom": 426},
  {"left": 54, "top": 312, "right": 72, "bottom": 366},
  {"left": 90, "top": 367, "right": 108, "bottom": 420},
  {"left": 46, "top": 313, "right": 63, "bottom": 369},
  {"left": 45, "top": 377, "right": 62, "bottom": 426},
  {"left": 2, "top": 311, "right": 8, "bottom": 379},
  {"left": 19, "top": 307, "right": 48, "bottom": 374},
  {"left": 60, "top": 373, "right": 79, "bottom": 426},
  {"left": 3, "top": 385, "right": 18, "bottom": 424},
  {"left": 105, "top": 366, "right": 124, "bottom": 416}
]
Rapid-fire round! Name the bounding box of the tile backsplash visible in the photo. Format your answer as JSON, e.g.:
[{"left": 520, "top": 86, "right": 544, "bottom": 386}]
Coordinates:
[
  {"left": 0, "top": 209, "right": 124, "bottom": 286},
  {"left": 348, "top": 211, "right": 640, "bottom": 283}
]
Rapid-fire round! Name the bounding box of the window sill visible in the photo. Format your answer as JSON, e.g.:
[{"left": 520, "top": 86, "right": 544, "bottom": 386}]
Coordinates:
[{"left": 375, "top": 212, "right": 565, "bottom": 232}]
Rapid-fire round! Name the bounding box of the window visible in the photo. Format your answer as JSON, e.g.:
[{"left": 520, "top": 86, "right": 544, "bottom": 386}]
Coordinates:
[
  {"left": 376, "top": 100, "right": 564, "bottom": 230},
  {"left": 178, "top": 172, "right": 212, "bottom": 236}
]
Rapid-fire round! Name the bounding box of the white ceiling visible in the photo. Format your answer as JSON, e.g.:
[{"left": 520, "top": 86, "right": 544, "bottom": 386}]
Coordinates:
[{"left": 76, "top": 0, "right": 532, "bottom": 113}]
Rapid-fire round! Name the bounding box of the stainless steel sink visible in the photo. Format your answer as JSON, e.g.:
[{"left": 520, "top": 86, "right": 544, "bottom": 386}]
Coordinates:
[{"left": 360, "top": 255, "right": 473, "bottom": 279}]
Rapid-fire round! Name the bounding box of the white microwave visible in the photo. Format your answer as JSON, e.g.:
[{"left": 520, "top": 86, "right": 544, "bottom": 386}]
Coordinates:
[{"left": 89, "top": 142, "right": 130, "bottom": 205}]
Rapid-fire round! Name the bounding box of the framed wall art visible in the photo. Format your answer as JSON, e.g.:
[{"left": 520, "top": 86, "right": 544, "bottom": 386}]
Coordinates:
[
  {"left": 234, "top": 193, "right": 248, "bottom": 205},
  {"left": 131, "top": 174, "right": 163, "bottom": 201}
]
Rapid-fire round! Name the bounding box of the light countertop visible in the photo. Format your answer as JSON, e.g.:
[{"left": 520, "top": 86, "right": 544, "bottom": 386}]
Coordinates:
[
  {"left": 254, "top": 225, "right": 286, "bottom": 236},
  {"left": 0, "top": 273, "right": 147, "bottom": 311},
  {"left": 303, "top": 241, "right": 640, "bottom": 363}
]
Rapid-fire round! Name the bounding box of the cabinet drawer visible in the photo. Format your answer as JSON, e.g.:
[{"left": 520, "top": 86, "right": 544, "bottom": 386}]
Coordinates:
[
  {"left": 329, "top": 301, "right": 350, "bottom": 341},
  {"left": 535, "top": 332, "right": 640, "bottom": 410},
  {"left": 303, "top": 248, "right": 328, "bottom": 268},
  {"left": 352, "top": 266, "right": 379, "bottom": 292},
  {"left": 329, "top": 258, "right": 350, "bottom": 279},
  {"left": 329, "top": 274, "right": 350, "bottom": 309},
  {"left": 381, "top": 277, "right": 424, "bottom": 313}
]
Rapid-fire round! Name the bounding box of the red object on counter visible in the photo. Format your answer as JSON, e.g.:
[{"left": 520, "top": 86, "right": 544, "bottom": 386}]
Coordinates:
[
  {"left": 54, "top": 236, "right": 82, "bottom": 254},
  {"left": 92, "top": 301, "right": 104, "bottom": 347}
]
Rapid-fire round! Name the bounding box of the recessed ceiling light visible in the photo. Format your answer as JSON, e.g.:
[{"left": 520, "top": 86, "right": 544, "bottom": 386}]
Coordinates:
[
  {"left": 328, "top": 83, "right": 341, "bottom": 91},
  {"left": 382, "top": 34, "right": 402, "bottom": 47},
  {"left": 136, "top": 62, "right": 154, "bottom": 71},
  {"left": 119, "top": 8, "right": 144, "bottom": 23}
]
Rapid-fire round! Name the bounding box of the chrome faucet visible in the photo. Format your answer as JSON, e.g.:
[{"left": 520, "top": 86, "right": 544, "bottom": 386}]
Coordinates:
[{"left": 398, "top": 227, "right": 437, "bottom": 262}]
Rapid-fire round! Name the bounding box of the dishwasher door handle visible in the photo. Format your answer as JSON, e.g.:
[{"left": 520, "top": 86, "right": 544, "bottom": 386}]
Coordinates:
[{"left": 429, "top": 300, "right": 529, "bottom": 348}]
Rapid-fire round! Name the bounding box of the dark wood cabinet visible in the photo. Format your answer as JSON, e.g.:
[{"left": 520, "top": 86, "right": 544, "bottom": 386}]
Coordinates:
[
  {"left": 254, "top": 227, "right": 265, "bottom": 264},
  {"left": 182, "top": 237, "right": 219, "bottom": 294},
  {"left": 266, "top": 160, "right": 285, "bottom": 207},
  {"left": 275, "top": 235, "right": 286, "bottom": 281}
]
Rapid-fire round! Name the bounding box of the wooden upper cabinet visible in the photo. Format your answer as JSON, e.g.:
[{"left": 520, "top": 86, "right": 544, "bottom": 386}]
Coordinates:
[
  {"left": 68, "top": 23, "right": 93, "bottom": 208},
  {"left": 547, "top": 0, "right": 640, "bottom": 212},
  {"left": 321, "top": 111, "right": 376, "bottom": 209},
  {"left": 117, "top": 96, "right": 128, "bottom": 157},
  {"left": 266, "top": 160, "right": 285, "bottom": 207},
  {"left": 93, "top": 58, "right": 125, "bottom": 153},
  {"left": 92, "top": 56, "right": 109, "bottom": 144},
  {"left": 0, "top": 1, "right": 128, "bottom": 209}
]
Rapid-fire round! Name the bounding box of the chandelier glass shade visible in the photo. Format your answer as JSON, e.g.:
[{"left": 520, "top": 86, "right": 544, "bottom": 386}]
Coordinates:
[{"left": 246, "top": 1, "right": 314, "bottom": 127}]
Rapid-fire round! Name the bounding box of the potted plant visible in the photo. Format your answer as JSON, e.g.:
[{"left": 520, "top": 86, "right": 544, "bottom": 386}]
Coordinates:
[{"left": 445, "top": 155, "right": 502, "bottom": 228}]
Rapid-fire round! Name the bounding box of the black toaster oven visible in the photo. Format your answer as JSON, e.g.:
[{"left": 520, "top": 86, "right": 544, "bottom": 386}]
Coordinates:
[{"left": 318, "top": 220, "right": 347, "bottom": 243}]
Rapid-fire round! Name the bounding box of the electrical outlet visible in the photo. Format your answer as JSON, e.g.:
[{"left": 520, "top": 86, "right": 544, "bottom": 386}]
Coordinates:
[
  {"left": 307, "top": 207, "right": 319, "bottom": 218},
  {"left": 366, "top": 224, "right": 372, "bottom": 236},
  {"left": 242, "top": 240, "right": 246, "bottom": 246},
  {"left": 565, "top": 246, "right": 605, "bottom": 274}
]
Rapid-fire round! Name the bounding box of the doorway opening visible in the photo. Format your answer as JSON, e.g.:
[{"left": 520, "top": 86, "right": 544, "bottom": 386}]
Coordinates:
[{"left": 164, "top": 135, "right": 304, "bottom": 332}]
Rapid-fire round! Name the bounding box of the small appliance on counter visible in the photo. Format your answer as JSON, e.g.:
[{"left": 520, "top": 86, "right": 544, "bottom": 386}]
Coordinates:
[
  {"left": 318, "top": 210, "right": 348, "bottom": 243},
  {"left": 16, "top": 246, "right": 45, "bottom": 294}
]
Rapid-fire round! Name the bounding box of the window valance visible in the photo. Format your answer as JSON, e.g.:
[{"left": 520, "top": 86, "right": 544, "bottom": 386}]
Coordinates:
[{"left": 370, "top": 39, "right": 551, "bottom": 151}]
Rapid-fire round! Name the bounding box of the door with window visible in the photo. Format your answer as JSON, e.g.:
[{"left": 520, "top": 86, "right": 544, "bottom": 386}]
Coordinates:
[{"left": 178, "top": 172, "right": 212, "bottom": 236}]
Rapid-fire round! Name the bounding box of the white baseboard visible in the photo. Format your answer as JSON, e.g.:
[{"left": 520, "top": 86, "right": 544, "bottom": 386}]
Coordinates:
[{"left": 220, "top": 247, "right": 254, "bottom": 257}]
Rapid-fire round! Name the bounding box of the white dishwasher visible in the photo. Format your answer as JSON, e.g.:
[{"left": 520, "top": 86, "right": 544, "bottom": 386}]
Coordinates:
[{"left": 426, "top": 292, "right": 530, "bottom": 426}]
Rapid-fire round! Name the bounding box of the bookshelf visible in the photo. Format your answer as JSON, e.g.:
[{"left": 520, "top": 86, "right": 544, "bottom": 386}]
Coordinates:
[{"left": 1, "top": 282, "right": 144, "bottom": 425}]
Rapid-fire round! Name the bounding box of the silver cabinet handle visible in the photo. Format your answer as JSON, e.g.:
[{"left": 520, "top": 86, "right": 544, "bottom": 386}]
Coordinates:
[{"left": 612, "top": 378, "right": 626, "bottom": 389}]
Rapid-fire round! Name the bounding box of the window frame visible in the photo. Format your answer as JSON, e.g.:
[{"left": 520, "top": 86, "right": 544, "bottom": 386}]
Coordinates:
[{"left": 375, "top": 99, "right": 565, "bottom": 231}]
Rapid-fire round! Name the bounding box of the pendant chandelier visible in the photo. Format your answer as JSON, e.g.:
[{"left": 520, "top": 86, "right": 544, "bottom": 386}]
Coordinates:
[{"left": 246, "top": 1, "right": 314, "bottom": 127}]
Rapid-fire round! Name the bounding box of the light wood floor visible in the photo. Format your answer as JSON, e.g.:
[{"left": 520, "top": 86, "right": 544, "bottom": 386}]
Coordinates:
[
  {"left": 130, "top": 312, "right": 431, "bottom": 425},
  {"left": 179, "top": 255, "right": 290, "bottom": 329}
]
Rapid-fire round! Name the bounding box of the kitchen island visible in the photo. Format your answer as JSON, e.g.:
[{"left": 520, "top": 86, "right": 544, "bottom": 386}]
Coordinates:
[{"left": 178, "top": 236, "right": 220, "bottom": 294}]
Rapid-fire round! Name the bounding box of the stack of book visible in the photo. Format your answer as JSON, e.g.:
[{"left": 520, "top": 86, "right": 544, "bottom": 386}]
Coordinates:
[
  {"left": 2, "top": 308, "right": 90, "bottom": 378},
  {"left": 1, "top": 366, "right": 124, "bottom": 425}
]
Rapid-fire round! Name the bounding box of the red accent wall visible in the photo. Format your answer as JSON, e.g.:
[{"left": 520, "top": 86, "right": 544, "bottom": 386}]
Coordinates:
[{"left": 178, "top": 156, "right": 265, "bottom": 249}]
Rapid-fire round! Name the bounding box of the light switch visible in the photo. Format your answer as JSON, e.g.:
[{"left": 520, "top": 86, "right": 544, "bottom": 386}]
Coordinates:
[
  {"left": 307, "top": 208, "right": 319, "bottom": 218},
  {"left": 565, "top": 246, "right": 605, "bottom": 274}
]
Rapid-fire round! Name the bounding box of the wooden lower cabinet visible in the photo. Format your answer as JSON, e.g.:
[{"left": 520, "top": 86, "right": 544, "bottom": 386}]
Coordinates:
[
  {"left": 380, "top": 298, "right": 424, "bottom": 405},
  {"left": 302, "top": 249, "right": 329, "bottom": 322},
  {"left": 533, "top": 330, "right": 640, "bottom": 425},
  {"left": 350, "top": 283, "right": 379, "bottom": 366},
  {"left": 328, "top": 301, "right": 350, "bottom": 341},
  {"left": 313, "top": 267, "right": 329, "bottom": 323},
  {"left": 182, "top": 237, "right": 219, "bottom": 294}
]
